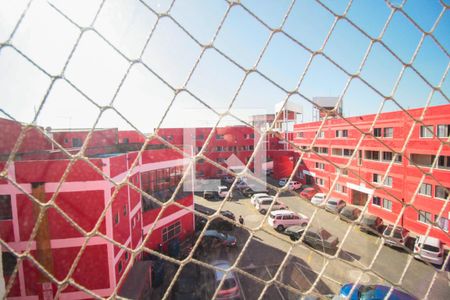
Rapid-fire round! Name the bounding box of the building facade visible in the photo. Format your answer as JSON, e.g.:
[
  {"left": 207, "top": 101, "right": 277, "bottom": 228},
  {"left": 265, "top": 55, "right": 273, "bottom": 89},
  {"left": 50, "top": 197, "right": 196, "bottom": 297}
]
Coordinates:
[
  {"left": 0, "top": 118, "right": 194, "bottom": 299},
  {"left": 293, "top": 104, "right": 450, "bottom": 245}
]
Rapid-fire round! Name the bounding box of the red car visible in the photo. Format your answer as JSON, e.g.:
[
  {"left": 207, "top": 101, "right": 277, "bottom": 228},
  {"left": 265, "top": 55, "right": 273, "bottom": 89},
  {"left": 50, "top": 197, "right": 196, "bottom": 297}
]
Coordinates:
[{"left": 299, "top": 187, "right": 318, "bottom": 200}]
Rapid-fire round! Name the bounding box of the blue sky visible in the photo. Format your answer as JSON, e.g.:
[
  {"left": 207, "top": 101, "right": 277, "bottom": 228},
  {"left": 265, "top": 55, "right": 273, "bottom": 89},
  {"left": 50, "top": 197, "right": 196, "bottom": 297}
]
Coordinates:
[{"left": 0, "top": 0, "right": 448, "bottom": 132}]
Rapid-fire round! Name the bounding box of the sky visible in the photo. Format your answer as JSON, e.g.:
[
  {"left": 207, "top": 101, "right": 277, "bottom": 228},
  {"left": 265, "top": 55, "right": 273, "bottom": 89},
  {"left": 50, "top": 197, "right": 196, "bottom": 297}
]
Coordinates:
[{"left": 0, "top": 0, "right": 449, "bottom": 133}]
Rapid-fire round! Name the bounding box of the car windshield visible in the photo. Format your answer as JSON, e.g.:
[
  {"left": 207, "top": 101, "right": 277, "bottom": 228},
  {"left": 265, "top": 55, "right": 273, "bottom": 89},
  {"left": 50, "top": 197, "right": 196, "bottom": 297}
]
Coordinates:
[
  {"left": 358, "top": 285, "right": 376, "bottom": 298},
  {"left": 328, "top": 200, "right": 337, "bottom": 205},
  {"left": 221, "top": 278, "right": 237, "bottom": 290},
  {"left": 385, "top": 227, "right": 403, "bottom": 239},
  {"left": 218, "top": 232, "right": 227, "bottom": 239},
  {"left": 319, "top": 229, "right": 332, "bottom": 240},
  {"left": 420, "top": 244, "right": 440, "bottom": 252},
  {"left": 363, "top": 217, "right": 376, "bottom": 225}
]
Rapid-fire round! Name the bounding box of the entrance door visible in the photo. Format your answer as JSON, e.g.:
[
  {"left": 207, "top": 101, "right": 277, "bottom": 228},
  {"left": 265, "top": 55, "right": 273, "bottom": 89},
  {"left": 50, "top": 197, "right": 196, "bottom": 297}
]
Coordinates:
[{"left": 351, "top": 189, "right": 368, "bottom": 206}]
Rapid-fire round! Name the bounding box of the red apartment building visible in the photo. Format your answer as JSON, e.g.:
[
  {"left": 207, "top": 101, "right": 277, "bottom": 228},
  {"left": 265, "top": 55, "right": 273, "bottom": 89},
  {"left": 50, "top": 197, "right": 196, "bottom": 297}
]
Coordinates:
[
  {"left": 293, "top": 104, "right": 450, "bottom": 245},
  {"left": 0, "top": 118, "right": 194, "bottom": 299}
]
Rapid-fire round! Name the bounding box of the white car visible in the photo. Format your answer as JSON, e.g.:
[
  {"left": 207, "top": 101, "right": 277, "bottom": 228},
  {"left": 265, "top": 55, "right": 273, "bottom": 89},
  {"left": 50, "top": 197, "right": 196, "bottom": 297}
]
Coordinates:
[
  {"left": 311, "top": 193, "right": 327, "bottom": 207},
  {"left": 414, "top": 235, "right": 444, "bottom": 266},
  {"left": 288, "top": 181, "right": 302, "bottom": 191},
  {"left": 255, "top": 198, "right": 287, "bottom": 214},
  {"left": 250, "top": 193, "right": 270, "bottom": 206},
  {"left": 218, "top": 186, "right": 232, "bottom": 198},
  {"left": 278, "top": 178, "right": 288, "bottom": 186},
  {"left": 268, "top": 210, "right": 309, "bottom": 231}
]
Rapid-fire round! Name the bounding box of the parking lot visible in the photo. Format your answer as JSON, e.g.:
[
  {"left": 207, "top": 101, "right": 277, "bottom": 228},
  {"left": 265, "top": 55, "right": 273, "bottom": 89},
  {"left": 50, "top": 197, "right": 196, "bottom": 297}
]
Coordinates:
[{"left": 193, "top": 188, "right": 450, "bottom": 299}]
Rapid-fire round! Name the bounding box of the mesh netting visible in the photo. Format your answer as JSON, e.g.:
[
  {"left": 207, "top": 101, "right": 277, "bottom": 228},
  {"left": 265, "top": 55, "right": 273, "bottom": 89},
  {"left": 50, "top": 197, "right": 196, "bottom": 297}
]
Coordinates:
[{"left": 1, "top": 0, "right": 449, "bottom": 299}]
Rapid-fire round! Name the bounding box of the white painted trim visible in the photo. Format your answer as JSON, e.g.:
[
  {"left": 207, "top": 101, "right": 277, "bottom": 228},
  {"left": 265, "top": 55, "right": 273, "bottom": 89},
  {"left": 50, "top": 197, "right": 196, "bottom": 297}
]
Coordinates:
[
  {"left": 10, "top": 193, "right": 20, "bottom": 242},
  {"left": 18, "top": 259, "right": 26, "bottom": 297},
  {"left": 59, "top": 287, "right": 114, "bottom": 300},
  {"left": 103, "top": 186, "right": 116, "bottom": 289},
  {"left": 303, "top": 170, "right": 316, "bottom": 177},
  {"left": 113, "top": 238, "right": 131, "bottom": 263},
  {"left": 44, "top": 181, "right": 108, "bottom": 193},
  {"left": 7, "top": 237, "right": 107, "bottom": 252},
  {"left": 346, "top": 182, "right": 374, "bottom": 195},
  {"left": 142, "top": 205, "right": 193, "bottom": 234}
]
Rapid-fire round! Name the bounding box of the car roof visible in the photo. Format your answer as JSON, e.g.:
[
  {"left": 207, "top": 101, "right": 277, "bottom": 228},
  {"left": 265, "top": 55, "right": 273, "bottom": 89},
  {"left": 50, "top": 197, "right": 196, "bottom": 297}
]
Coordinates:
[
  {"left": 314, "top": 193, "right": 326, "bottom": 197},
  {"left": 270, "top": 209, "right": 296, "bottom": 216},
  {"left": 417, "top": 235, "right": 441, "bottom": 246}
]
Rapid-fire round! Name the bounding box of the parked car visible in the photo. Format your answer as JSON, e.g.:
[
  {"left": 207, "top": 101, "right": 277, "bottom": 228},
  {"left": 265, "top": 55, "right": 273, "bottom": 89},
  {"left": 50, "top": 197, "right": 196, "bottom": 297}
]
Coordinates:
[
  {"left": 311, "top": 193, "right": 327, "bottom": 207},
  {"left": 268, "top": 210, "right": 309, "bottom": 231},
  {"left": 222, "top": 176, "right": 235, "bottom": 184},
  {"left": 241, "top": 187, "right": 268, "bottom": 198},
  {"left": 339, "top": 206, "right": 362, "bottom": 222},
  {"left": 194, "top": 205, "right": 236, "bottom": 231},
  {"left": 383, "top": 225, "right": 409, "bottom": 248},
  {"left": 218, "top": 186, "right": 232, "bottom": 199},
  {"left": 285, "top": 226, "right": 339, "bottom": 253},
  {"left": 211, "top": 260, "right": 242, "bottom": 300},
  {"left": 325, "top": 198, "right": 346, "bottom": 214},
  {"left": 337, "top": 283, "right": 417, "bottom": 300},
  {"left": 255, "top": 198, "right": 287, "bottom": 214},
  {"left": 172, "top": 263, "right": 203, "bottom": 300},
  {"left": 201, "top": 230, "right": 237, "bottom": 248},
  {"left": 359, "top": 214, "right": 384, "bottom": 234},
  {"left": 413, "top": 235, "right": 444, "bottom": 266},
  {"left": 203, "top": 190, "right": 219, "bottom": 200},
  {"left": 278, "top": 178, "right": 288, "bottom": 186},
  {"left": 300, "top": 187, "right": 318, "bottom": 200},
  {"left": 288, "top": 181, "right": 302, "bottom": 191},
  {"left": 250, "top": 193, "right": 271, "bottom": 206}
]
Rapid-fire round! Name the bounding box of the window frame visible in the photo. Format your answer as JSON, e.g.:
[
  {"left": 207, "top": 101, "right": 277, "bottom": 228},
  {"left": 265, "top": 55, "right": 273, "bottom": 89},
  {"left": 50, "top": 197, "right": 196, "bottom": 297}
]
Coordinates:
[{"left": 420, "top": 125, "right": 433, "bottom": 138}]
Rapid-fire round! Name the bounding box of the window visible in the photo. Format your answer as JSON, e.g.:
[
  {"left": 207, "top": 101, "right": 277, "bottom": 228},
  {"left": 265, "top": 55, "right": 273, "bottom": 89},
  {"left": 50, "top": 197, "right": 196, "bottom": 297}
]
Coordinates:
[
  {"left": 118, "top": 261, "right": 123, "bottom": 273},
  {"left": 72, "top": 138, "right": 82, "bottom": 147},
  {"left": 374, "top": 128, "right": 382, "bottom": 137},
  {"left": 358, "top": 150, "right": 362, "bottom": 166},
  {"left": 365, "top": 150, "right": 380, "bottom": 161},
  {"left": 164, "top": 135, "right": 173, "bottom": 141},
  {"left": 435, "top": 186, "right": 449, "bottom": 199},
  {"left": 162, "top": 221, "right": 181, "bottom": 243},
  {"left": 342, "top": 168, "right": 348, "bottom": 176},
  {"left": 217, "top": 157, "right": 226, "bottom": 163},
  {"left": 419, "top": 183, "right": 432, "bottom": 196},
  {"left": 249, "top": 145, "right": 254, "bottom": 151},
  {"left": 114, "top": 212, "right": 119, "bottom": 225},
  {"left": 2, "top": 252, "right": 17, "bottom": 276},
  {"left": 418, "top": 210, "right": 432, "bottom": 224},
  {"left": 297, "top": 132, "right": 304, "bottom": 138},
  {"left": 215, "top": 134, "right": 224, "bottom": 140},
  {"left": 320, "top": 147, "right": 328, "bottom": 154},
  {"left": 216, "top": 146, "right": 224, "bottom": 152},
  {"left": 197, "top": 158, "right": 204, "bottom": 164},
  {"left": 384, "top": 127, "right": 393, "bottom": 138},
  {"left": 125, "top": 251, "right": 129, "bottom": 261},
  {"left": 315, "top": 162, "right": 325, "bottom": 170},
  {"left": 435, "top": 216, "right": 449, "bottom": 232},
  {"left": 373, "top": 174, "right": 381, "bottom": 183},
  {"left": 372, "top": 196, "right": 381, "bottom": 206},
  {"left": 437, "top": 156, "right": 450, "bottom": 169},
  {"left": 342, "top": 130, "right": 348, "bottom": 137},
  {"left": 123, "top": 138, "right": 129, "bottom": 144},
  {"left": 316, "top": 131, "right": 324, "bottom": 138},
  {"left": 437, "top": 124, "right": 450, "bottom": 138},
  {"left": 343, "top": 149, "right": 354, "bottom": 157},
  {"left": 0, "top": 195, "right": 12, "bottom": 220},
  {"left": 123, "top": 204, "right": 127, "bottom": 216},
  {"left": 196, "top": 134, "right": 204, "bottom": 140},
  {"left": 315, "top": 177, "right": 324, "bottom": 186},
  {"left": 382, "top": 151, "right": 392, "bottom": 161},
  {"left": 332, "top": 148, "right": 343, "bottom": 156},
  {"left": 382, "top": 199, "right": 392, "bottom": 211},
  {"left": 384, "top": 176, "right": 393, "bottom": 187},
  {"left": 244, "top": 133, "right": 254, "bottom": 139},
  {"left": 335, "top": 184, "right": 347, "bottom": 194},
  {"left": 420, "top": 125, "right": 433, "bottom": 138}
]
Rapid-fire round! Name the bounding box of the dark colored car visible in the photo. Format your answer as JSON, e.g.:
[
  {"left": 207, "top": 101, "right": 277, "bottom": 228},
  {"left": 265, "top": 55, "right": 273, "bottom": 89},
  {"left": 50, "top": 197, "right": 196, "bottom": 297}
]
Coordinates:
[
  {"left": 285, "top": 226, "right": 339, "bottom": 253},
  {"left": 201, "top": 230, "right": 237, "bottom": 248},
  {"left": 240, "top": 187, "right": 268, "bottom": 198},
  {"left": 338, "top": 283, "right": 417, "bottom": 300},
  {"left": 195, "top": 204, "right": 235, "bottom": 231},
  {"left": 339, "top": 206, "right": 362, "bottom": 222},
  {"left": 299, "top": 187, "right": 319, "bottom": 200},
  {"left": 203, "top": 190, "right": 219, "bottom": 200},
  {"left": 360, "top": 214, "right": 384, "bottom": 234},
  {"left": 172, "top": 264, "right": 204, "bottom": 300}
]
